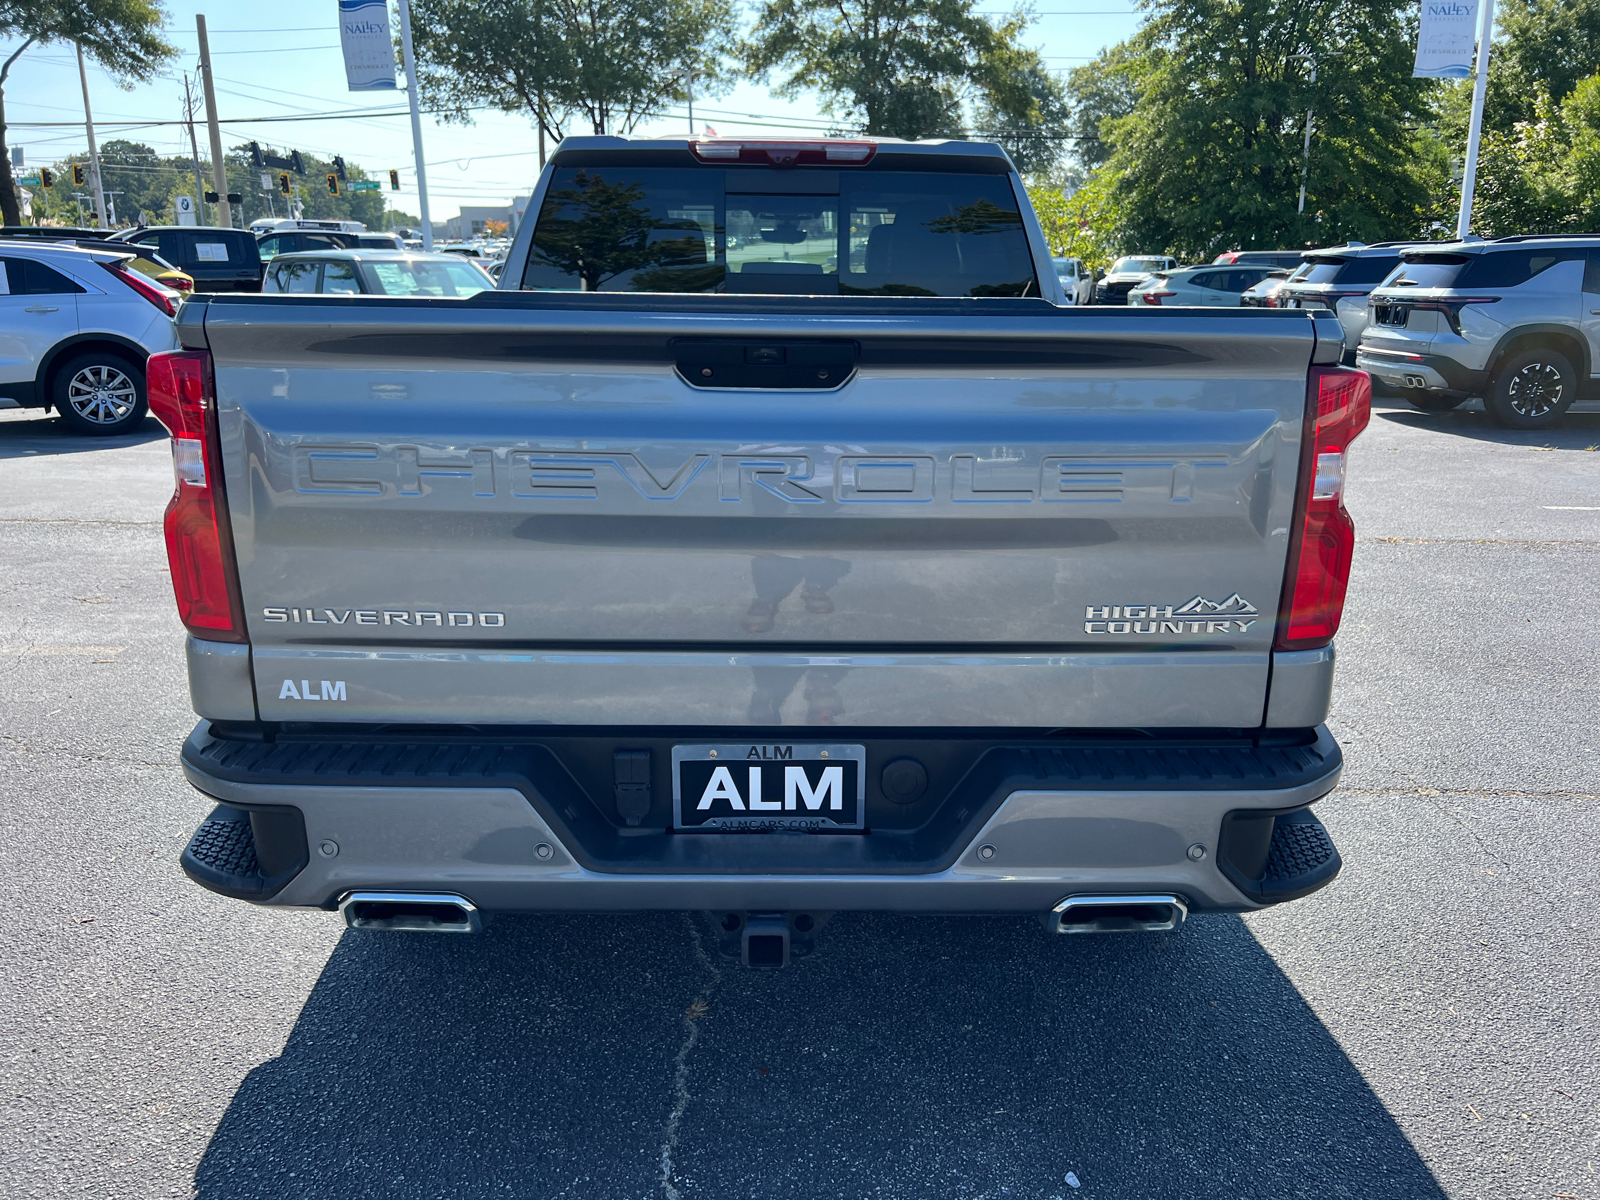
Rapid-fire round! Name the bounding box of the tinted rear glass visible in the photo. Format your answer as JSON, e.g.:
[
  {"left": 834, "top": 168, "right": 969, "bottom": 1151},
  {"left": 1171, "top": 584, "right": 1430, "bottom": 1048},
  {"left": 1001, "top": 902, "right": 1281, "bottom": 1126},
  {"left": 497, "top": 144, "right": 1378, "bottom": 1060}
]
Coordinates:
[
  {"left": 1458, "top": 247, "right": 1584, "bottom": 288},
  {"left": 1386, "top": 254, "right": 1472, "bottom": 288},
  {"left": 523, "top": 167, "right": 1037, "bottom": 297}
]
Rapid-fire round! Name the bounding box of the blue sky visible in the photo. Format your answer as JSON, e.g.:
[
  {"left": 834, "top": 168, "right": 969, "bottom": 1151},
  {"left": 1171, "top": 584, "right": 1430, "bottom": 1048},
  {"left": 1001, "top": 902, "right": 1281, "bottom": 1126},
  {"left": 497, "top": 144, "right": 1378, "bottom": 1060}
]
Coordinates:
[{"left": 3, "top": 0, "right": 1144, "bottom": 221}]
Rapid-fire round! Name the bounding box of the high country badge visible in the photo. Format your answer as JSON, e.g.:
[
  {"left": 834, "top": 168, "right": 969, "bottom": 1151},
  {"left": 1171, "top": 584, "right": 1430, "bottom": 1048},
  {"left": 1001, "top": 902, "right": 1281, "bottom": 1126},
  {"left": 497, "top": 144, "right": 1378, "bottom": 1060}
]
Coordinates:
[{"left": 1084, "top": 593, "right": 1258, "bottom": 635}]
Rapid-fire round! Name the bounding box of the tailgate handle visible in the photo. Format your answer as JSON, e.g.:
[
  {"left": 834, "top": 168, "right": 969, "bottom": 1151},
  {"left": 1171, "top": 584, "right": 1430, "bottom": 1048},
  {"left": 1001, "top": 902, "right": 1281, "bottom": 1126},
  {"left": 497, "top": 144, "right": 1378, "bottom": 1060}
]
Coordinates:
[{"left": 674, "top": 339, "right": 857, "bottom": 390}]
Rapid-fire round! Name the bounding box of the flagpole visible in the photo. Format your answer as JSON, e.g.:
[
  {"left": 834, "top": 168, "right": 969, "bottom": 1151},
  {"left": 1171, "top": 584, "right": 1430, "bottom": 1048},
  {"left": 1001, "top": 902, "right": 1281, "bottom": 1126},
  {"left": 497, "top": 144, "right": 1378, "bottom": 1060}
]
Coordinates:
[
  {"left": 395, "top": 0, "right": 433, "bottom": 250},
  {"left": 1457, "top": 0, "right": 1496, "bottom": 239}
]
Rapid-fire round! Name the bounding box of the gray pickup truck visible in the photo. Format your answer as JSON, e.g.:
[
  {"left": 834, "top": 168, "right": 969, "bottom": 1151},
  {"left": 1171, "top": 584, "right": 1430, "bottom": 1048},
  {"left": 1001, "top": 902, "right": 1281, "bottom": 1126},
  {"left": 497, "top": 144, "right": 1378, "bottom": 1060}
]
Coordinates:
[{"left": 151, "top": 137, "right": 1369, "bottom": 965}]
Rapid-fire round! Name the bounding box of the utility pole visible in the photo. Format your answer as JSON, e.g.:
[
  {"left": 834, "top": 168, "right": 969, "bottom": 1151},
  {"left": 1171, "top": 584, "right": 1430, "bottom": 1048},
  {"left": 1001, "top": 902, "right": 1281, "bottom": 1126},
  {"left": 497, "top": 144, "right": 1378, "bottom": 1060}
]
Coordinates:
[
  {"left": 196, "top": 15, "right": 230, "bottom": 229},
  {"left": 182, "top": 73, "right": 208, "bottom": 225},
  {"left": 1457, "top": 0, "right": 1497, "bottom": 238},
  {"left": 395, "top": 0, "right": 433, "bottom": 249},
  {"left": 1292, "top": 52, "right": 1342, "bottom": 216},
  {"left": 74, "top": 44, "right": 107, "bottom": 227}
]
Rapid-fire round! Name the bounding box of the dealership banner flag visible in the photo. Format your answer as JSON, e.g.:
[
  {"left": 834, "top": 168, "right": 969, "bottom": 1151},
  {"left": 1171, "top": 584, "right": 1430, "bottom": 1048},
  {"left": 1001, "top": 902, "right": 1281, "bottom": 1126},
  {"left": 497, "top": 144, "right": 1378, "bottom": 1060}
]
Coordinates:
[
  {"left": 1414, "top": 0, "right": 1480, "bottom": 78},
  {"left": 339, "top": 0, "right": 397, "bottom": 90}
]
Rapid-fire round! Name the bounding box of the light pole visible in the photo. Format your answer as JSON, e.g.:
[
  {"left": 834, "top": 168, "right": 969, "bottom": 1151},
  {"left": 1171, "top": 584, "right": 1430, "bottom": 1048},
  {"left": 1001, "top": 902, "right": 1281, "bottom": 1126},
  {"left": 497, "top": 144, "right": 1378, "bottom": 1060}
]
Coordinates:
[
  {"left": 1457, "top": 0, "right": 1497, "bottom": 238},
  {"left": 1290, "top": 52, "right": 1343, "bottom": 216}
]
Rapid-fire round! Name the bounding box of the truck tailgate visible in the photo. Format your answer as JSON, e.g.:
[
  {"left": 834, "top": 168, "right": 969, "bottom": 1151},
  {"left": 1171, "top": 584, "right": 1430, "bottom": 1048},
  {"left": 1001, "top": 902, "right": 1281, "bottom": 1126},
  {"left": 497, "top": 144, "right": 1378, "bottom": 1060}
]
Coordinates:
[{"left": 196, "top": 295, "right": 1322, "bottom": 727}]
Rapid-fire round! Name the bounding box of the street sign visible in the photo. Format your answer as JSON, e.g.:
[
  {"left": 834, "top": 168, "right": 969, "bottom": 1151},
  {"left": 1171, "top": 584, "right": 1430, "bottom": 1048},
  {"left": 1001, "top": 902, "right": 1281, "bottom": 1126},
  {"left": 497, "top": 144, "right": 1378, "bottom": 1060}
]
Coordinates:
[
  {"left": 176, "top": 195, "right": 198, "bottom": 227},
  {"left": 260, "top": 172, "right": 273, "bottom": 189},
  {"left": 349, "top": 180, "right": 381, "bottom": 192},
  {"left": 18, "top": 175, "right": 40, "bottom": 187}
]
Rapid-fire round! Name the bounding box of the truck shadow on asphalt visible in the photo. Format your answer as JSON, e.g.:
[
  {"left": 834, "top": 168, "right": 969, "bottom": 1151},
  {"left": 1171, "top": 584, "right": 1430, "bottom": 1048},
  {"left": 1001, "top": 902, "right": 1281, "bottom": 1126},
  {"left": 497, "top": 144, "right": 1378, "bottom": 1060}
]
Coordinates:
[
  {"left": 1374, "top": 400, "right": 1600, "bottom": 447},
  {"left": 0, "top": 411, "right": 166, "bottom": 458},
  {"left": 194, "top": 912, "right": 1444, "bottom": 1200}
]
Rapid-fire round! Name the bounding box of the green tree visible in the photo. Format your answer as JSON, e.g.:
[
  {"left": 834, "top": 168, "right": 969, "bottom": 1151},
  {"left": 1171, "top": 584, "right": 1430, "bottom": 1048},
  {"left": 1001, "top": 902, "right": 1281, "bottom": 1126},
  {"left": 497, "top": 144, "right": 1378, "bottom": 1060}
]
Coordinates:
[
  {"left": 0, "top": 0, "right": 174, "bottom": 226},
  {"left": 972, "top": 55, "right": 1071, "bottom": 181},
  {"left": 1103, "top": 0, "right": 1431, "bottom": 257},
  {"left": 1029, "top": 170, "right": 1127, "bottom": 268},
  {"left": 1063, "top": 41, "right": 1145, "bottom": 172},
  {"left": 743, "top": 0, "right": 1040, "bottom": 139},
  {"left": 1487, "top": 0, "right": 1600, "bottom": 128},
  {"left": 408, "top": 0, "right": 737, "bottom": 142}
]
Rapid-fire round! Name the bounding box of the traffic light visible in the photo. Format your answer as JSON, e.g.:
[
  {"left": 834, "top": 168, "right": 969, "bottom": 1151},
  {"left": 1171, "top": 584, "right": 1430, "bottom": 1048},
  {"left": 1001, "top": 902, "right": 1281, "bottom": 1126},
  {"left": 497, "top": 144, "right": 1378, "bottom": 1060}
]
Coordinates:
[
  {"left": 291, "top": 150, "right": 305, "bottom": 175},
  {"left": 249, "top": 141, "right": 264, "bottom": 168},
  {"left": 205, "top": 190, "right": 219, "bottom": 203},
  {"left": 332, "top": 155, "right": 348, "bottom": 182},
  {"left": 278, "top": 172, "right": 291, "bottom": 195},
  {"left": 72, "top": 163, "right": 85, "bottom": 186},
  {"left": 326, "top": 173, "right": 340, "bottom": 196},
  {"left": 388, "top": 169, "right": 400, "bottom": 191},
  {"left": 38, "top": 167, "right": 53, "bottom": 189}
]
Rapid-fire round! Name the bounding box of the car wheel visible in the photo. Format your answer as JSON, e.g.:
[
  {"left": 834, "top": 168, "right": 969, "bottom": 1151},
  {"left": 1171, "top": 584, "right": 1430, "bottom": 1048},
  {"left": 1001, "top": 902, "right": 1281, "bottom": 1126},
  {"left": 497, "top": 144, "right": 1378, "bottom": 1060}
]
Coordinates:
[
  {"left": 1406, "top": 394, "right": 1467, "bottom": 412},
  {"left": 53, "top": 353, "right": 148, "bottom": 436},
  {"left": 1487, "top": 348, "right": 1577, "bottom": 429}
]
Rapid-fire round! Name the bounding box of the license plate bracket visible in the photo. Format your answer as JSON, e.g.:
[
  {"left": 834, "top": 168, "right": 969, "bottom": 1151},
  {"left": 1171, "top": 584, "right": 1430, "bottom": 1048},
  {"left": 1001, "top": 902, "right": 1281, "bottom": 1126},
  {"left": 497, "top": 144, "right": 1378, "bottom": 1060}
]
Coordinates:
[{"left": 672, "top": 744, "right": 866, "bottom": 832}]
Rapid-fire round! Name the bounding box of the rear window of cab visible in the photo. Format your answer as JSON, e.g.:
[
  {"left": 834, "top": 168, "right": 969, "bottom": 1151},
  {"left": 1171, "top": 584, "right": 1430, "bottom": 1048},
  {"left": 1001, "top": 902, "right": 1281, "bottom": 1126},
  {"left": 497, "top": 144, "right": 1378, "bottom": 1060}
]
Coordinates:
[{"left": 522, "top": 167, "right": 1038, "bottom": 298}]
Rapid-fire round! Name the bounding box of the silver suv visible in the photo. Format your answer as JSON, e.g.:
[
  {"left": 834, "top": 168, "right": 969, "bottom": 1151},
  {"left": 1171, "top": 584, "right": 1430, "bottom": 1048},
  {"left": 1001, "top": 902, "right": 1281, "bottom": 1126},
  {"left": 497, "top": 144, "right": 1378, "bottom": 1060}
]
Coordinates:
[
  {"left": 1357, "top": 236, "right": 1600, "bottom": 428},
  {"left": 1279, "top": 242, "right": 1422, "bottom": 362}
]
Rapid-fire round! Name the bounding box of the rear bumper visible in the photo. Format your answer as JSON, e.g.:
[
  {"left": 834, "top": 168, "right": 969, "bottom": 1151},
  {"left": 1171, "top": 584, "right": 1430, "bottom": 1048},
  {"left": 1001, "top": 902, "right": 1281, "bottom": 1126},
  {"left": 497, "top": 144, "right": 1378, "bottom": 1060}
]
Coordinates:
[
  {"left": 178, "top": 722, "right": 1344, "bottom": 915},
  {"left": 1357, "top": 346, "right": 1487, "bottom": 397}
]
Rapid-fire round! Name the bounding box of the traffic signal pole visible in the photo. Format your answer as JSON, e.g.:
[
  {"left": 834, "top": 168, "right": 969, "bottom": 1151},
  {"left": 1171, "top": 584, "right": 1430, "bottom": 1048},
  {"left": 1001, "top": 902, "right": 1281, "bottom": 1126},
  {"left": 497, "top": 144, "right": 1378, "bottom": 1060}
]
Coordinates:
[
  {"left": 74, "top": 43, "right": 107, "bottom": 227},
  {"left": 396, "top": 0, "right": 433, "bottom": 249},
  {"left": 196, "top": 14, "right": 231, "bottom": 229}
]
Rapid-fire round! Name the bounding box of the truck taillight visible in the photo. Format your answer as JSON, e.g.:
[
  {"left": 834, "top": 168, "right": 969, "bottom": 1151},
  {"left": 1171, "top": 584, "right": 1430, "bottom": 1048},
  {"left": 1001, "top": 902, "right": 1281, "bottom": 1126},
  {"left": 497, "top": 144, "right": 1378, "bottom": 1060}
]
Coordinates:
[
  {"left": 146, "top": 351, "right": 247, "bottom": 643},
  {"left": 1276, "top": 366, "right": 1371, "bottom": 650}
]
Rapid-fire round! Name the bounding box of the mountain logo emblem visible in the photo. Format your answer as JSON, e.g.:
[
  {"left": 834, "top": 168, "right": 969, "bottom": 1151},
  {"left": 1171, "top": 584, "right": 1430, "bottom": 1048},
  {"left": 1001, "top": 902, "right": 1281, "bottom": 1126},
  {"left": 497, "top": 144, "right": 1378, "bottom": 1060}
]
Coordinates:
[{"left": 1172, "top": 593, "right": 1258, "bottom": 615}]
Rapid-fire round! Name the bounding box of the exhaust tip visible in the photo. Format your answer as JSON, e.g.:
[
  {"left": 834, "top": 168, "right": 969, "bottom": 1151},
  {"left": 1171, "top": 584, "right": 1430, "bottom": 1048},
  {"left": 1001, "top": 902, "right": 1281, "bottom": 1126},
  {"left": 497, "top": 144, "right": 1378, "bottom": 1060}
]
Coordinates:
[
  {"left": 340, "top": 892, "right": 482, "bottom": 934},
  {"left": 1050, "top": 894, "right": 1187, "bottom": 934}
]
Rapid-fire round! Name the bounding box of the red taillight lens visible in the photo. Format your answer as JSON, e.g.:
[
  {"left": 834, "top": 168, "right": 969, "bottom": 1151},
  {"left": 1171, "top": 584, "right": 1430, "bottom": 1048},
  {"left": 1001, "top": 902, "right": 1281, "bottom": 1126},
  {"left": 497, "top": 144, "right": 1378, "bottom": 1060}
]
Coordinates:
[
  {"left": 100, "top": 259, "right": 179, "bottom": 316},
  {"left": 1142, "top": 290, "right": 1175, "bottom": 305},
  {"left": 1276, "top": 366, "right": 1371, "bottom": 650},
  {"left": 147, "top": 351, "right": 247, "bottom": 643}
]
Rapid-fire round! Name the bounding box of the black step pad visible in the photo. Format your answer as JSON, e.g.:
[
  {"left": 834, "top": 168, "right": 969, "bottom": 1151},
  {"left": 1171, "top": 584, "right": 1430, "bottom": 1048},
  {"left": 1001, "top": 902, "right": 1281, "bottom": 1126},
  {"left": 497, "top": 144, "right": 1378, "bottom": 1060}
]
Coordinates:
[{"left": 180, "top": 804, "right": 309, "bottom": 902}]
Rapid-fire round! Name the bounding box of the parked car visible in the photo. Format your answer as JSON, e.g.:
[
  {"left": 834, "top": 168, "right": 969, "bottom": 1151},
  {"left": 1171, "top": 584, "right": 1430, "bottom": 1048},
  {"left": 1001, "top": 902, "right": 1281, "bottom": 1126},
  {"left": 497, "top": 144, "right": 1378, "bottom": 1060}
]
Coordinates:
[
  {"left": 1278, "top": 241, "right": 1419, "bottom": 362},
  {"left": 1358, "top": 235, "right": 1600, "bottom": 427},
  {"left": 355, "top": 232, "right": 406, "bottom": 250},
  {"left": 160, "top": 135, "right": 1360, "bottom": 962},
  {"left": 255, "top": 228, "right": 359, "bottom": 262},
  {"left": 1095, "top": 254, "right": 1179, "bottom": 304},
  {"left": 0, "top": 225, "right": 105, "bottom": 240},
  {"left": 1241, "top": 267, "right": 1300, "bottom": 308},
  {"left": 58, "top": 238, "right": 194, "bottom": 294},
  {"left": 1129, "top": 264, "right": 1280, "bottom": 306},
  {"left": 1051, "top": 256, "right": 1094, "bottom": 305},
  {"left": 0, "top": 240, "right": 179, "bottom": 435},
  {"left": 108, "top": 225, "right": 262, "bottom": 293},
  {"left": 1212, "top": 249, "right": 1308, "bottom": 270},
  {"left": 261, "top": 249, "right": 494, "bottom": 297}
]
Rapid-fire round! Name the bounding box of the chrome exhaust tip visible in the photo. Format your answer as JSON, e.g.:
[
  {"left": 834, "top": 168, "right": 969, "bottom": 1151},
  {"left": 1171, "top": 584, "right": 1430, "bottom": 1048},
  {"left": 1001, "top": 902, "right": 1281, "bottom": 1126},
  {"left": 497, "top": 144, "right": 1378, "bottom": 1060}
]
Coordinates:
[
  {"left": 340, "top": 892, "right": 482, "bottom": 933},
  {"left": 1050, "top": 894, "right": 1188, "bottom": 934}
]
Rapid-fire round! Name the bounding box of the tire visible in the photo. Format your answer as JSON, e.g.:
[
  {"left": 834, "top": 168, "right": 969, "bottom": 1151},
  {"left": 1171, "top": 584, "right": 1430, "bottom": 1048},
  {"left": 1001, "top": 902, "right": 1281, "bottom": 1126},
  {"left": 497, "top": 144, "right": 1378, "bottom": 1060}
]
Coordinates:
[
  {"left": 1406, "top": 394, "right": 1467, "bottom": 413},
  {"left": 52, "top": 352, "right": 148, "bottom": 436},
  {"left": 1486, "top": 348, "right": 1577, "bottom": 429}
]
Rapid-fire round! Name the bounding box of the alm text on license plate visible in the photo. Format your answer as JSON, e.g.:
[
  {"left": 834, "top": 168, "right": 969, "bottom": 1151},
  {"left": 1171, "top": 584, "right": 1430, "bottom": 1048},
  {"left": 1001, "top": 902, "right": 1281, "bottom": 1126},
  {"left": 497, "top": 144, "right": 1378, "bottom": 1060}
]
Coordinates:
[{"left": 672, "top": 744, "right": 866, "bottom": 832}]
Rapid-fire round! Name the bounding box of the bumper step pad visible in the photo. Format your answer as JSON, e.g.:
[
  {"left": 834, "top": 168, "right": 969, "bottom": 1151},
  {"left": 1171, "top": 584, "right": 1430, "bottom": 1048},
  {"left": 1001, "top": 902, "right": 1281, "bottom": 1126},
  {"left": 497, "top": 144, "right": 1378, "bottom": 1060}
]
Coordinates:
[
  {"left": 1218, "top": 805, "right": 1341, "bottom": 904},
  {"left": 180, "top": 803, "right": 309, "bottom": 902}
]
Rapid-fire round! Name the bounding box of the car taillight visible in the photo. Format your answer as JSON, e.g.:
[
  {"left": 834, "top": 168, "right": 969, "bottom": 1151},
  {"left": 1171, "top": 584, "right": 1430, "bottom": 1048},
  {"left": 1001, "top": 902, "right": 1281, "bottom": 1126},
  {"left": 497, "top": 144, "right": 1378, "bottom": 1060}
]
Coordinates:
[
  {"left": 101, "top": 259, "right": 179, "bottom": 316},
  {"left": 146, "top": 351, "right": 247, "bottom": 643},
  {"left": 1142, "top": 290, "right": 1175, "bottom": 305},
  {"left": 1276, "top": 366, "right": 1371, "bottom": 650}
]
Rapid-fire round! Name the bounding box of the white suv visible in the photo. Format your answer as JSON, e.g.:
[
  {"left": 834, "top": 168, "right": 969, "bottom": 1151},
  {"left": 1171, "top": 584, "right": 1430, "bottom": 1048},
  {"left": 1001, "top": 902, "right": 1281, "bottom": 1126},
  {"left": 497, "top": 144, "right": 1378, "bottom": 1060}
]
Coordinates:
[{"left": 0, "top": 240, "right": 181, "bottom": 435}]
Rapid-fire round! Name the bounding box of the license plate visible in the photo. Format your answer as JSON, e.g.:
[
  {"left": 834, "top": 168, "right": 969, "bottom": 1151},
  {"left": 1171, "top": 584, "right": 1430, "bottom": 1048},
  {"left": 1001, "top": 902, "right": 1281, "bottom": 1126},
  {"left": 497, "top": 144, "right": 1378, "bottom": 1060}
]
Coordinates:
[{"left": 672, "top": 744, "right": 866, "bottom": 832}]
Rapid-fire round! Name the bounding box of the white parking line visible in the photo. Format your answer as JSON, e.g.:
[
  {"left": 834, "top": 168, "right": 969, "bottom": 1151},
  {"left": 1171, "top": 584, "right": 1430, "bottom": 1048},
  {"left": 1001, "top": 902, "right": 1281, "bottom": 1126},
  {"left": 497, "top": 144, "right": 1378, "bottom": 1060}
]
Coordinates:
[{"left": 1542, "top": 506, "right": 1600, "bottom": 510}]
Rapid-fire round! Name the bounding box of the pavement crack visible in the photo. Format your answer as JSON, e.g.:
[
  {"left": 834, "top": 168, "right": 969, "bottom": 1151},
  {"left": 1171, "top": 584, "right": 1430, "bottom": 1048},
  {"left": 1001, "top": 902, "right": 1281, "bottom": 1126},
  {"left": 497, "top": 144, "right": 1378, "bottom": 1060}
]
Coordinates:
[{"left": 658, "top": 914, "right": 721, "bottom": 1200}]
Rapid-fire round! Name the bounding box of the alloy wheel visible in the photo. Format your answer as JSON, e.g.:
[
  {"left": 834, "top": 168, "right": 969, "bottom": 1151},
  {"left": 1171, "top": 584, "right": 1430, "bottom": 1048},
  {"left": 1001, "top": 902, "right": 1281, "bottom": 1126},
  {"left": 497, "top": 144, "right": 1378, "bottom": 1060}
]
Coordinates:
[
  {"left": 1506, "top": 361, "right": 1565, "bottom": 419},
  {"left": 65, "top": 364, "right": 139, "bottom": 426}
]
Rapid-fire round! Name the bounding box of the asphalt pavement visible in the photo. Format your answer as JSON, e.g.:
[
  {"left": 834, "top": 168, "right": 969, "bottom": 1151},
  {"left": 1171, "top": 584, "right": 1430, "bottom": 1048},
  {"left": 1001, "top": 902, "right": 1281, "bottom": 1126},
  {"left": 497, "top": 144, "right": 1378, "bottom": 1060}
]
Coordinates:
[{"left": 1, "top": 397, "right": 1597, "bottom": 1200}]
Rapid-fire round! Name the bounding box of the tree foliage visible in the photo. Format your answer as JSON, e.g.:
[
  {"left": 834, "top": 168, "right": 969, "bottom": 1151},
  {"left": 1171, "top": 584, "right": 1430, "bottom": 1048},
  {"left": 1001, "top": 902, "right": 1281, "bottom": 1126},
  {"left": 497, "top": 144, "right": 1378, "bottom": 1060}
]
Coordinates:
[
  {"left": 1063, "top": 42, "right": 1144, "bottom": 172},
  {"left": 408, "top": 0, "right": 737, "bottom": 141},
  {"left": 1028, "top": 171, "right": 1127, "bottom": 268},
  {"left": 1488, "top": 0, "right": 1600, "bottom": 127},
  {"left": 972, "top": 56, "right": 1071, "bottom": 182},
  {"left": 743, "top": 0, "right": 1040, "bottom": 139},
  {"left": 0, "top": 0, "right": 174, "bottom": 225},
  {"left": 1097, "top": 0, "right": 1431, "bottom": 257}
]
